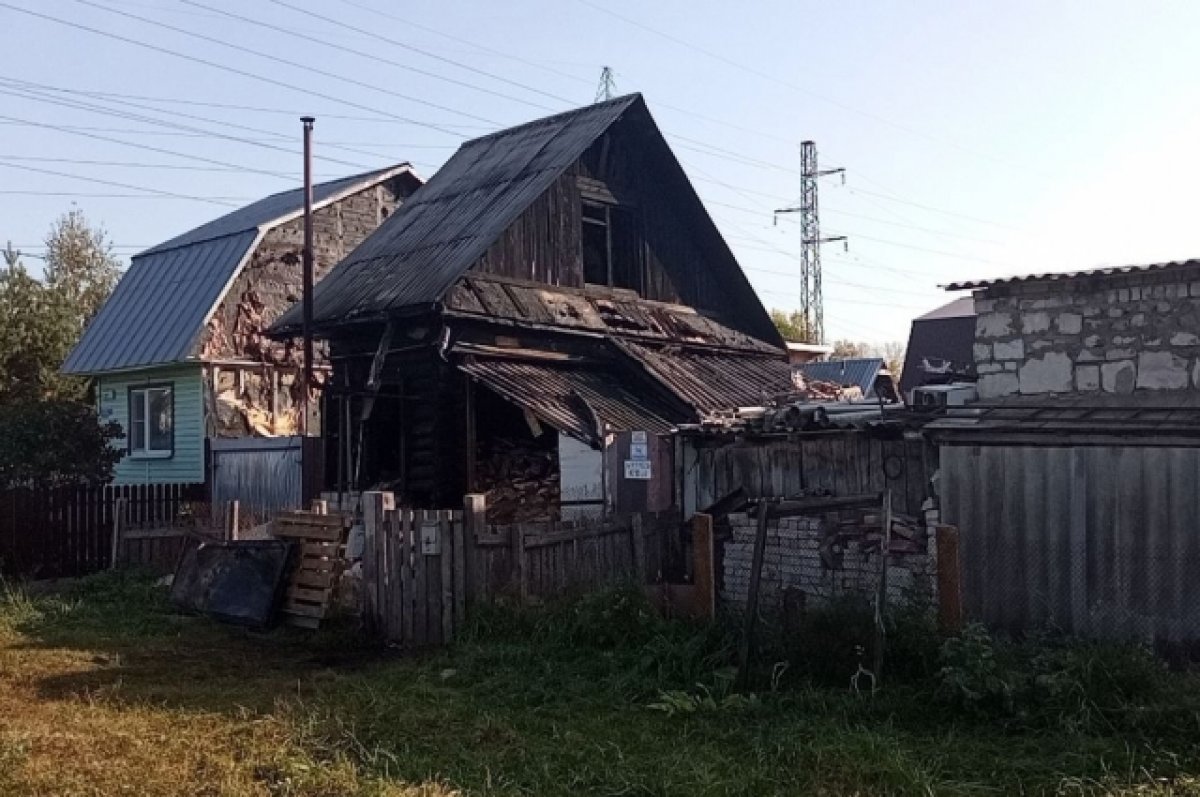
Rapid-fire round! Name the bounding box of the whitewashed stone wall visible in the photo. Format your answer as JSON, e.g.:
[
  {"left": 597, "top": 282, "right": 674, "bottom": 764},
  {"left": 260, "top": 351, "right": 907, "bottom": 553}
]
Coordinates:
[
  {"left": 973, "top": 276, "right": 1200, "bottom": 398},
  {"left": 721, "top": 512, "right": 937, "bottom": 613}
]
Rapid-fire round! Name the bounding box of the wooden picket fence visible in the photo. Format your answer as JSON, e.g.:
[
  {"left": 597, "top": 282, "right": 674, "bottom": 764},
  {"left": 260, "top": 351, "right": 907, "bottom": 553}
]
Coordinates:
[
  {"left": 360, "top": 492, "right": 675, "bottom": 647},
  {"left": 0, "top": 483, "right": 206, "bottom": 580}
]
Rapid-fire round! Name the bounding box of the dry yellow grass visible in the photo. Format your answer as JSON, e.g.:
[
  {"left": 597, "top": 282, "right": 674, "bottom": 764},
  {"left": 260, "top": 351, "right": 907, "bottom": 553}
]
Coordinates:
[{"left": 0, "top": 576, "right": 453, "bottom": 797}]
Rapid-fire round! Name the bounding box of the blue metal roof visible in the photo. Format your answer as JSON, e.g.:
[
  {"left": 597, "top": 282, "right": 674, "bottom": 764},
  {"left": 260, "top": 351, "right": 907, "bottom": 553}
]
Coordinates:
[
  {"left": 794, "top": 358, "right": 886, "bottom": 396},
  {"left": 63, "top": 165, "right": 416, "bottom": 375}
]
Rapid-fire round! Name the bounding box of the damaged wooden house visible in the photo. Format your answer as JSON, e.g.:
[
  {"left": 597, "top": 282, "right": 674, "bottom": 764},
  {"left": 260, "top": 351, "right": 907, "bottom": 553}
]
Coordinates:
[
  {"left": 62, "top": 165, "right": 424, "bottom": 499},
  {"left": 271, "top": 94, "right": 795, "bottom": 522}
]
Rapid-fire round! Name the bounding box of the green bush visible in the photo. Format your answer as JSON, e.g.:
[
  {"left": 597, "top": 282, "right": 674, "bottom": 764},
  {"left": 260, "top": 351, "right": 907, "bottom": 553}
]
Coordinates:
[{"left": 937, "top": 623, "right": 1180, "bottom": 734}]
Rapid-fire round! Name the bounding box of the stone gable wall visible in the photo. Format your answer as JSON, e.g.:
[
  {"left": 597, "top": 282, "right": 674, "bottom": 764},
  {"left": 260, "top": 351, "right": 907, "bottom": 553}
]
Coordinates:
[{"left": 972, "top": 274, "right": 1200, "bottom": 398}]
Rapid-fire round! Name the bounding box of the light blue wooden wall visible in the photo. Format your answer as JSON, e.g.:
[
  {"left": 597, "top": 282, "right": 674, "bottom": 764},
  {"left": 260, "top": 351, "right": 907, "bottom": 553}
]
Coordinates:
[{"left": 97, "top": 364, "right": 205, "bottom": 485}]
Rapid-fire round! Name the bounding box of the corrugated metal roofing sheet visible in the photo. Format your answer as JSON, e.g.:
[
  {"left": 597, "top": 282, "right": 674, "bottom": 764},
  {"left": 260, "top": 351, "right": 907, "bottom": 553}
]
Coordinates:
[
  {"left": 277, "top": 96, "right": 641, "bottom": 332},
  {"left": 616, "top": 340, "right": 793, "bottom": 413},
  {"left": 63, "top": 166, "right": 415, "bottom": 375},
  {"left": 143, "top": 166, "right": 403, "bottom": 256},
  {"left": 62, "top": 230, "right": 258, "bottom": 374},
  {"left": 795, "top": 358, "right": 885, "bottom": 396},
  {"left": 458, "top": 356, "right": 681, "bottom": 442},
  {"left": 943, "top": 259, "right": 1200, "bottom": 291}
]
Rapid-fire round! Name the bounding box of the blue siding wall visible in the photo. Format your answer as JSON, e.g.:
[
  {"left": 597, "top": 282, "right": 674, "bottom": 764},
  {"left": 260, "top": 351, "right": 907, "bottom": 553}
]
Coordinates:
[{"left": 98, "top": 365, "right": 205, "bottom": 485}]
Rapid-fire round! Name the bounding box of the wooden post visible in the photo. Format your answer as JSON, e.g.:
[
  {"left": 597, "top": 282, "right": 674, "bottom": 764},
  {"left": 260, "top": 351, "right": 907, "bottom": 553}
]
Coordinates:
[
  {"left": 691, "top": 513, "right": 715, "bottom": 620},
  {"left": 737, "top": 499, "right": 771, "bottom": 690},
  {"left": 462, "top": 494, "right": 484, "bottom": 611},
  {"left": 935, "top": 524, "right": 963, "bottom": 633},
  {"left": 630, "top": 513, "right": 646, "bottom": 583},
  {"left": 224, "top": 500, "right": 240, "bottom": 542},
  {"left": 873, "top": 490, "right": 893, "bottom": 686},
  {"left": 440, "top": 511, "right": 455, "bottom": 642},
  {"left": 109, "top": 497, "right": 127, "bottom": 569},
  {"left": 511, "top": 523, "right": 527, "bottom": 605},
  {"left": 362, "top": 491, "right": 386, "bottom": 635}
]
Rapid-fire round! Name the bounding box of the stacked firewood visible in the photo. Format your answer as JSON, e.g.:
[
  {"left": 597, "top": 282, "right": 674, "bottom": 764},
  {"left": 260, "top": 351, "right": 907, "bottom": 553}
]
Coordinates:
[{"left": 475, "top": 437, "right": 560, "bottom": 524}]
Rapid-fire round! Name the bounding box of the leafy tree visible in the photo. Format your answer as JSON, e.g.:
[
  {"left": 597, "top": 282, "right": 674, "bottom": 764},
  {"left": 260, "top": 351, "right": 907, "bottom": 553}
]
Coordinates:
[
  {"left": 0, "top": 213, "right": 124, "bottom": 486},
  {"left": 0, "top": 259, "right": 80, "bottom": 402},
  {"left": 830, "top": 339, "right": 871, "bottom": 359},
  {"left": 0, "top": 398, "right": 122, "bottom": 488},
  {"left": 42, "top": 209, "right": 121, "bottom": 331},
  {"left": 770, "top": 309, "right": 812, "bottom": 342}
]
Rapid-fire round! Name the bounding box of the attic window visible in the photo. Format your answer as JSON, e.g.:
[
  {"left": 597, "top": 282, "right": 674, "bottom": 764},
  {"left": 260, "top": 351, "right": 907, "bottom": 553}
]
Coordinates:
[{"left": 582, "top": 200, "right": 643, "bottom": 293}]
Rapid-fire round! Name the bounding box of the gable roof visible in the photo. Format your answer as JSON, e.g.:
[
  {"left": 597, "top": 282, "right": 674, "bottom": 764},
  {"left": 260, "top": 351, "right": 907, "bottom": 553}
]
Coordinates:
[
  {"left": 62, "top": 164, "right": 418, "bottom": 375},
  {"left": 274, "top": 94, "right": 779, "bottom": 344}
]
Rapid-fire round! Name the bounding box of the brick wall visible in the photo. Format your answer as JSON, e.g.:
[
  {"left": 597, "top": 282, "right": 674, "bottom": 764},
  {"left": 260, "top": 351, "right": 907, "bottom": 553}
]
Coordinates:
[
  {"left": 721, "top": 511, "right": 937, "bottom": 613},
  {"left": 972, "top": 267, "right": 1200, "bottom": 398}
]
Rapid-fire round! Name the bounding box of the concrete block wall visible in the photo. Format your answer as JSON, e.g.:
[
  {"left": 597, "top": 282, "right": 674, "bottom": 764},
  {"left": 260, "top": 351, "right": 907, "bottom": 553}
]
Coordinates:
[
  {"left": 721, "top": 511, "right": 937, "bottom": 614},
  {"left": 973, "top": 273, "right": 1200, "bottom": 398}
]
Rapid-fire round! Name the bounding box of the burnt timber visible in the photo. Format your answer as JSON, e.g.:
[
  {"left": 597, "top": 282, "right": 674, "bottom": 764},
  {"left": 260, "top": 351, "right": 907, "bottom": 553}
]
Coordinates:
[{"left": 271, "top": 94, "right": 790, "bottom": 512}]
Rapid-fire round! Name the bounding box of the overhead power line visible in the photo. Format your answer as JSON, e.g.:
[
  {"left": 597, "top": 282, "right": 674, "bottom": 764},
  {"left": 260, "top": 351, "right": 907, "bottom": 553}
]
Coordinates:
[
  {"left": 0, "top": 2, "right": 472, "bottom": 137},
  {"left": 0, "top": 160, "right": 243, "bottom": 206},
  {"left": 181, "top": 0, "right": 561, "bottom": 114},
  {"left": 573, "top": 0, "right": 1056, "bottom": 180},
  {"left": 258, "top": 0, "right": 579, "bottom": 107},
  {"left": 0, "top": 81, "right": 381, "bottom": 175}
]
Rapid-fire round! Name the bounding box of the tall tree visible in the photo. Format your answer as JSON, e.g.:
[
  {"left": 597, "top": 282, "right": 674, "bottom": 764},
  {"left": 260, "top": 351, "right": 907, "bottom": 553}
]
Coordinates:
[
  {"left": 0, "top": 260, "right": 79, "bottom": 402},
  {"left": 42, "top": 208, "right": 121, "bottom": 331},
  {"left": 770, "top": 308, "right": 811, "bottom": 342}
]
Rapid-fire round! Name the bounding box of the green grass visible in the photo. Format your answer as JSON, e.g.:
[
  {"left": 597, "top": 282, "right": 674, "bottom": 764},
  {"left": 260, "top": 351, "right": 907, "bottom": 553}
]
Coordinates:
[{"left": 2, "top": 571, "right": 1200, "bottom": 795}]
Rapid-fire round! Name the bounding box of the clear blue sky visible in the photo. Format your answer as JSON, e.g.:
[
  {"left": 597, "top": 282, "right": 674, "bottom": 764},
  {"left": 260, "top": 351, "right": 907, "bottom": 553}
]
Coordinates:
[{"left": 3, "top": 0, "right": 1200, "bottom": 344}]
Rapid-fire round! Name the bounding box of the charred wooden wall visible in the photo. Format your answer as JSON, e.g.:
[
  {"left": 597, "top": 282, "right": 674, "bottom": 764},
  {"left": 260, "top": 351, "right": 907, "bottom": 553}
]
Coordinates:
[
  {"left": 464, "top": 123, "right": 774, "bottom": 343},
  {"left": 328, "top": 340, "right": 470, "bottom": 507},
  {"left": 474, "top": 169, "right": 584, "bottom": 288}
]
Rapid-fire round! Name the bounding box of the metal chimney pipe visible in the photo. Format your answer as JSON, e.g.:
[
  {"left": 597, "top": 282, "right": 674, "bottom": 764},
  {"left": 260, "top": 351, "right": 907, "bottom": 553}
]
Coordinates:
[{"left": 301, "top": 116, "right": 315, "bottom": 436}]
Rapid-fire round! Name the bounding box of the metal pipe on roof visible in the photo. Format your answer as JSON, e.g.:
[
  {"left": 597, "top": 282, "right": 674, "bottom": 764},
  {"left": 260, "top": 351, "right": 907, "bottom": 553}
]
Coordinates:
[{"left": 301, "top": 115, "right": 315, "bottom": 436}]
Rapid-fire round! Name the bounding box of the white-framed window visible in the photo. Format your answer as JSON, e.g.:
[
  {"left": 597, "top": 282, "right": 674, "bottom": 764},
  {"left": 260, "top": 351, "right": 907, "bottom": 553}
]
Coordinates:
[{"left": 128, "top": 384, "right": 174, "bottom": 459}]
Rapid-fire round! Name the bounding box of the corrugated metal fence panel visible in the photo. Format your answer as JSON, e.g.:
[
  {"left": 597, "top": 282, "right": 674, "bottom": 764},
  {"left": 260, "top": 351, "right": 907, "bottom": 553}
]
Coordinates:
[
  {"left": 210, "top": 437, "right": 303, "bottom": 520},
  {"left": 941, "top": 444, "right": 1200, "bottom": 643}
]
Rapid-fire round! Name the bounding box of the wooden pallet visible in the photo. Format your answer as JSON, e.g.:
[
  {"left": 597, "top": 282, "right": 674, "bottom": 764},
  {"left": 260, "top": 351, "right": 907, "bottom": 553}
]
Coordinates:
[{"left": 272, "top": 510, "right": 350, "bottom": 629}]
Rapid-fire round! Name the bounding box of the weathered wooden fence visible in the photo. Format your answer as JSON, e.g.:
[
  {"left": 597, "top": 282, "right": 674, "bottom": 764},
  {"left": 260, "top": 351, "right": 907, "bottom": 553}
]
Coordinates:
[
  {"left": 360, "top": 492, "right": 677, "bottom": 647},
  {"left": 0, "top": 483, "right": 206, "bottom": 580}
]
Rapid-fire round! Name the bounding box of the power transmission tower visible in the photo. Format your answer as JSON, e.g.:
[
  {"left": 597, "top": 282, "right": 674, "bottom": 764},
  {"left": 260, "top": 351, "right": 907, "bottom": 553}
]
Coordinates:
[
  {"left": 594, "top": 66, "right": 616, "bottom": 102},
  {"left": 774, "top": 140, "right": 845, "bottom": 344}
]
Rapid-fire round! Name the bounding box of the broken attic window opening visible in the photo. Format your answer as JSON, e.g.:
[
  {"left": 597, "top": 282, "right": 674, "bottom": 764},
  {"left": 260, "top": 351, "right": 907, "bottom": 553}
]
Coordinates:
[
  {"left": 582, "top": 199, "right": 643, "bottom": 293},
  {"left": 129, "top": 384, "right": 174, "bottom": 458}
]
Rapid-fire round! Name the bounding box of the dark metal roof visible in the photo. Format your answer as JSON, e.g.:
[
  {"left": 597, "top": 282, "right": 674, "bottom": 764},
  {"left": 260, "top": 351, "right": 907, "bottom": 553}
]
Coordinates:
[
  {"left": 457, "top": 355, "right": 682, "bottom": 443},
  {"left": 276, "top": 95, "right": 641, "bottom": 331},
  {"left": 63, "top": 165, "right": 417, "bottom": 375},
  {"left": 795, "top": 358, "right": 885, "bottom": 396},
  {"left": 943, "top": 259, "right": 1200, "bottom": 292},
  {"left": 275, "top": 93, "right": 780, "bottom": 348},
  {"left": 615, "top": 340, "right": 793, "bottom": 413}
]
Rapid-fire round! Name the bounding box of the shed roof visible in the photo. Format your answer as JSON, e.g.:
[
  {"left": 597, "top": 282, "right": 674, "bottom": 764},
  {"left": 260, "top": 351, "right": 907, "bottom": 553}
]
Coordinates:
[
  {"left": 457, "top": 355, "right": 682, "bottom": 443},
  {"left": 274, "top": 94, "right": 778, "bottom": 344},
  {"left": 795, "top": 358, "right": 886, "bottom": 396},
  {"left": 927, "top": 393, "right": 1200, "bottom": 443},
  {"left": 615, "top": 340, "right": 793, "bottom": 413},
  {"left": 62, "top": 164, "right": 418, "bottom": 375},
  {"left": 943, "top": 259, "right": 1200, "bottom": 292}
]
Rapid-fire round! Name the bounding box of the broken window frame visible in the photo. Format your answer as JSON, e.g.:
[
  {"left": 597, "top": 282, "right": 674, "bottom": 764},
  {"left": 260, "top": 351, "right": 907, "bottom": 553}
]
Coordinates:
[
  {"left": 128, "top": 384, "right": 174, "bottom": 459},
  {"left": 581, "top": 199, "right": 643, "bottom": 294}
]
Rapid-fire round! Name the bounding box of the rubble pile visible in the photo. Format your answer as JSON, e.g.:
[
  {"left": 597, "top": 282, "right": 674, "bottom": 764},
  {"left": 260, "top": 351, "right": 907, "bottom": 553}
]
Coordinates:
[{"left": 475, "top": 436, "right": 560, "bottom": 524}]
